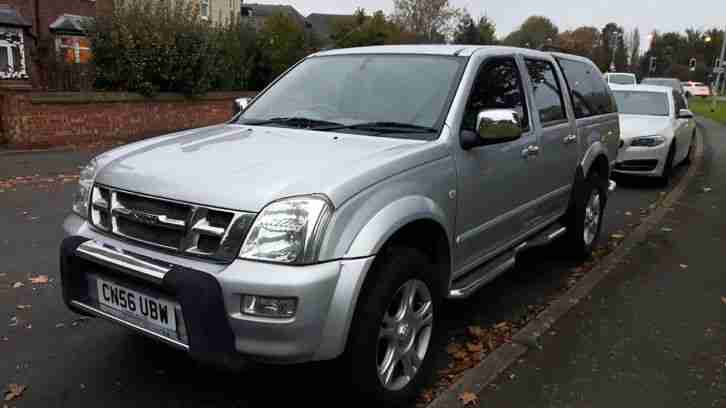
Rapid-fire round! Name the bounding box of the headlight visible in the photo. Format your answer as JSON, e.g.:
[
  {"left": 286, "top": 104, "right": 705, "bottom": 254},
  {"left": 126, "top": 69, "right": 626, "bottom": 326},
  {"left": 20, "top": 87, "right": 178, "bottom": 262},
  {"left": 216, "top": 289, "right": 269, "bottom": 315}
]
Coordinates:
[
  {"left": 72, "top": 158, "right": 98, "bottom": 218},
  {"left": 239, "top": 195, "right": 333, "bottom": 264},
  {"left": 630, "top": 135, "right": 665, "bottom": 147}
]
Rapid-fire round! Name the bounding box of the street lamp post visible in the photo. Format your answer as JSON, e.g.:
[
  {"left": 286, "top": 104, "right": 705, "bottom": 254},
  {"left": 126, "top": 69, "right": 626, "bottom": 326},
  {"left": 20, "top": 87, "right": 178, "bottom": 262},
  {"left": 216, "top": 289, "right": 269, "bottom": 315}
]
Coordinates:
[{"left": 711, "top": 26, "right": 726, "bottom": 111}]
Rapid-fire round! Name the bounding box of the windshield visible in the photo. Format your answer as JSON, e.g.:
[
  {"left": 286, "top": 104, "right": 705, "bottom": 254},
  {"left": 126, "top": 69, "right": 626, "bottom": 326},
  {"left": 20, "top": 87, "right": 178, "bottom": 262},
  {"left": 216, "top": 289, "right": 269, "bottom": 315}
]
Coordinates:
[
  {"left": 613, "top": 91, "right": 670, "bottom": 116},
  {"left": 237, "top": 54, "right": 465, "bottom": 137},
  {"left": 608, "top": 74, "right": 636, "bottom": 85}
]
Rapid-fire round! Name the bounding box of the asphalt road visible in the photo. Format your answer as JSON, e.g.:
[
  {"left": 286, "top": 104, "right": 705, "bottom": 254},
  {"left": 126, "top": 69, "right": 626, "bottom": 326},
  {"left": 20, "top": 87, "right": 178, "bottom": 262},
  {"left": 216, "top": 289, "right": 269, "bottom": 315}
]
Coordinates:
[{"left": 0, "top": 138, "right": 689, "bottom": 407}]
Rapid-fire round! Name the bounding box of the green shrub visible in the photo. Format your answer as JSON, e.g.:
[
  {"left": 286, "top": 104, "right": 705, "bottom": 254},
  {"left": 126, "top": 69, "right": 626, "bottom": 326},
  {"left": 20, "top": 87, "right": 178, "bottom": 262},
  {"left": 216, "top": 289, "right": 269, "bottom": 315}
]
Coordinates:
[{"left": 90, "top": 0, "right": 246, "bottom": 96}]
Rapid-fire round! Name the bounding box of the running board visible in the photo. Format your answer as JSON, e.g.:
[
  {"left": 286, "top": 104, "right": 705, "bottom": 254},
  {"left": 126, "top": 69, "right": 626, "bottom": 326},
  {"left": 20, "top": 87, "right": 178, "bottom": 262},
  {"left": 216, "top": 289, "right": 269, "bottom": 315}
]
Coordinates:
[{"left": 448, "top": 223, "right": 567, "bottom": 299}]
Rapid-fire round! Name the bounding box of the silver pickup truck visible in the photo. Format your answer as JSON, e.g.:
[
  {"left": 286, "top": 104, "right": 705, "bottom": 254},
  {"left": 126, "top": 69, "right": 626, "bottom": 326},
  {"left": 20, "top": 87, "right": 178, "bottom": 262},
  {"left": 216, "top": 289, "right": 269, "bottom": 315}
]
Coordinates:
[{"left": 61, "top": 45, "right": 618, "bottom": 405}]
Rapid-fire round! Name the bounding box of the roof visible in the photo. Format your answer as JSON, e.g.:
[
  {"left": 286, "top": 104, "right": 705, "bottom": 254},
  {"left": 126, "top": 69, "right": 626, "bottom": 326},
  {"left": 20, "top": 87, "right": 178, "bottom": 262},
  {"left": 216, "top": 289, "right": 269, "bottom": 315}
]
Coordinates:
[
  {"left": 609, "top": 84, "right": 672, "bottom": 93},
  {"left": 605, "top": 72, "right": 636, "bottom": 77},
  {"left": 306, "top": 13, "right": 355, "bottom": 44},
  {"left": 49, "top": 14, "right": 93, "bottom": 34},
  {"left": 0, "top": 5, "right": 31, "bottom": 28},
  {"left": 241, "top": 4, "right": 306, "bottom": 27},
  {"left": 315, "top": 45, "right": 559, "bottom": 58}
]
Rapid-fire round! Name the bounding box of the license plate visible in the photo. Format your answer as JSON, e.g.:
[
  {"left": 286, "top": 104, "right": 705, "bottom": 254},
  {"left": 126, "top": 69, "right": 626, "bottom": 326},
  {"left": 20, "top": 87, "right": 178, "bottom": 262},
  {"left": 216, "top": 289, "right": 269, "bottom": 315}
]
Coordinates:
[{"left": 96, "top": 278, "right": 177, "bottom": 332}]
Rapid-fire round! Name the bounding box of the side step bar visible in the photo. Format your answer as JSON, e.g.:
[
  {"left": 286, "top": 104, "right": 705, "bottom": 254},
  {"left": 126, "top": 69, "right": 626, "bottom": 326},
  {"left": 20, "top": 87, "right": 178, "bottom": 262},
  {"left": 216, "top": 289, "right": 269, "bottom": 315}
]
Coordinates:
[{"left": 448, "top": 223, "right": 567, "bottom": 299}]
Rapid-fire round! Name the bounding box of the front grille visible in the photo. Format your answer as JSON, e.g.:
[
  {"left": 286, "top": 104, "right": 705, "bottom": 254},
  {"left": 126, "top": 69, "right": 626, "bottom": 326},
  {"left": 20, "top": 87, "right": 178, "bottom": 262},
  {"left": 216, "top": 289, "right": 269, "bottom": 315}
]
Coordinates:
[
  {"left": 615, "top": 159, "right": 658, "bottom": 172},
  {"left": 90, "top": 185, "right": 255, "bottom": 262}
]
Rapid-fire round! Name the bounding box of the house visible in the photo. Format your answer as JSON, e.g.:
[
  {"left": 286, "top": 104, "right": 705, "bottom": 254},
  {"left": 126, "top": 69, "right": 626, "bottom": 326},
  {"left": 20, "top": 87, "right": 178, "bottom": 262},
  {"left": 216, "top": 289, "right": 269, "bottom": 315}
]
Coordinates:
[
  {"left": 0, "top": 0, "right": 98, "bottom": 89},
  {"left": 240, "top": 3, "right": 308, "bottom": 31},
  {"left": 175, "top": 0, "right": 241, "bottom": 25},
  {"left": 306, "top": 13, "right": 354, "bottom": 48}
]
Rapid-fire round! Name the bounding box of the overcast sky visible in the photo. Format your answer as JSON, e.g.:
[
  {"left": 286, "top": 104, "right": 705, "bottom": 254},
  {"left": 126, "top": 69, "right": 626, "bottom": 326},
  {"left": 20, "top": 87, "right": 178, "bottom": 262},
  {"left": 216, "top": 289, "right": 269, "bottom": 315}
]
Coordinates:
[{"left": 251, "top": 0, "right": 724, "bottom": 42}]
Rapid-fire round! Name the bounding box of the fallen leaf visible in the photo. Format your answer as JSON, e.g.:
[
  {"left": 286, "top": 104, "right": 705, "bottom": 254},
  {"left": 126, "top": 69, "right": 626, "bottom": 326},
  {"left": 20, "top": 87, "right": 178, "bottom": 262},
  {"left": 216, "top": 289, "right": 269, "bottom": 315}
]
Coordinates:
[
  {"left": 4, "top": 383, "right": 26, "bottom": 401},
  {"left": 624, "top": 211, "right": 633, "bottom": 216},
  {"left": 12, "top": 282, "right": 24, "bottom": 289},
  {"left": 611, "top": 233, "right": 625, "bottom": 240},
  {"left": 55, "top": 323, "right": 65, "bottom": 328},
  {"left": 28, "top": 275, "right": 49, "bottom": 284},
  {"left": 446, "top": 343, "right": 462, "bottom": 355},
  {"left": 661, "top": 227, "right": 673, "bottom": 232},
  {"left": 453, "top": 351, "right": 469, "bottom": 360},
  {"left": 494, "top": 321, "right": 508, "bottom": 330},
  {"left": 25, "top": 324, "right": 32, "bottom": 329},
  {"left": 679, "top": 264, "right": 688, "bottom": 269},
  {"left": 466, "top": 342, "right": 483, "bottom": 353},
  {"left": 721, "top": 296, "right": 726, "bottom": 305},
  {"left": 703, "top": 187, "right": 712, "bottom": 193},
  {"left": 467, "top": 325, "right": 485, "bottom": 338},
  {"left": 459, "top": 391, "right": 478, "bottom": 406},
  {"left": 16, "top": 305, "right": 31, "bottom": 310}
]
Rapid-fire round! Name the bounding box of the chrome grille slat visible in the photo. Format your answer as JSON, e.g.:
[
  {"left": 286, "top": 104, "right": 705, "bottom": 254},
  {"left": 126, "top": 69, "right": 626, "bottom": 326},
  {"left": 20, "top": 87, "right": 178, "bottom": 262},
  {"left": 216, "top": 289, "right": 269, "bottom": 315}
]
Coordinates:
[{"left": 90, "top": 185, "right": 254, "bottom": 262}]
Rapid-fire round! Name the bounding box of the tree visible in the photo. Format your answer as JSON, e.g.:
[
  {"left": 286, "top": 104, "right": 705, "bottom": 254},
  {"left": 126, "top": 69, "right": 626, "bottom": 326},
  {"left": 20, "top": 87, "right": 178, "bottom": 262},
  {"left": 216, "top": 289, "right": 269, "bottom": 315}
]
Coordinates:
[
  {"left": 477, "top": 15, "right": 496, "bottom": 45},
  {"left": 556, "top": 26, "right": 600, "bottom": 59},
  {"left": 595, "top": 23, "right": 627, "bottom": 72},
  {"left": 331, "top": 9, "right": 410, "bottom": 48},
  {"left": 503, "top": 16, "right": 558, "bottom": 49},
  {"left": 626, "top": 28, "right": 640, "bottom": 72},
  {"left": 392, "top": 0, "right": 461, "bottom": 42},
  {"left": 248, "top": 13, "right": 308, "bottom": 89}
]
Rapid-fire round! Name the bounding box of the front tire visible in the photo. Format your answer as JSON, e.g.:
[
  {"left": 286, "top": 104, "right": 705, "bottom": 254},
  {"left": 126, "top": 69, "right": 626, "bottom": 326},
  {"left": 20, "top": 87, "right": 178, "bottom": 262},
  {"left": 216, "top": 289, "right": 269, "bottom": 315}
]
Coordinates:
[
  {"left": 346, "top": 247, "right": 443, "bottom": 406},
  {"left": 683, "top": 132, "right": 696, "bottom": 165},
  {"left": 659, "top": 143, "right": 676, "bottom": 186},
  {"left": 564, "top": 172, "right": 607, "bottom": 258}
]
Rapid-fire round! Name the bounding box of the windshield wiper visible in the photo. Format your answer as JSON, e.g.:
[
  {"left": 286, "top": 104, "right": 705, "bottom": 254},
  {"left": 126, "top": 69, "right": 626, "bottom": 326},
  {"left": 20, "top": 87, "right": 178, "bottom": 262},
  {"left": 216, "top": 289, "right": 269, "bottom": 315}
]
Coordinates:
[
  {"left": 314, "top": 121, "right": 439, "bottom": 134},
  {"left": 241, "top": 117, "right": 343, "bottom": 128}
]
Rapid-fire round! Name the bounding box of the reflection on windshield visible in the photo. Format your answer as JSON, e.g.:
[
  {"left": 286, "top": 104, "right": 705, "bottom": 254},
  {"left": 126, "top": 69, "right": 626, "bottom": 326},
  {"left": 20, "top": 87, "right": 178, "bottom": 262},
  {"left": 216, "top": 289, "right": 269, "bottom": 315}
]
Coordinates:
[
  {"left": 614, "top": 91, "right": 670, "bottom": 116},
  {"left": 608, "top": 74, "right": 636, "bottom": 85},
  {"left": 237, "top": 54, "right": 465, "bottom": 137}
]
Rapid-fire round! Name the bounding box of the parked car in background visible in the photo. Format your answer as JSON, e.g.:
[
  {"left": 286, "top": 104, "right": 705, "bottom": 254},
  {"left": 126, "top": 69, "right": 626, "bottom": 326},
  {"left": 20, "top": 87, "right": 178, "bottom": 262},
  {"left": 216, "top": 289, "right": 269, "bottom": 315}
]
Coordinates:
[
  {"left": 640, "top": 77, "right": 685, "bottom": 94},
  {"left": 61, "top": 45, "right": 618, "bottom": 406},
  {"left": 682, "top": 81, "right": 711, "bottom": 98},
  {"left": 604, "top": 72, "right": 637, "bottom": 86},
  {"left": 611, "top": 84, "right": 696, "bottom": 185}
]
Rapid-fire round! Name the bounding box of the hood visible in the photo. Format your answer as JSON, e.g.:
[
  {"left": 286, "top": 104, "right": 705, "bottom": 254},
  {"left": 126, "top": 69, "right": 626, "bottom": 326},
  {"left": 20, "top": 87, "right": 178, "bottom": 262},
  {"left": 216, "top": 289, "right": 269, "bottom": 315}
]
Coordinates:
[
  {"left": 618, "top": 115, "right": 673, "bottom": 141},
  {"left": 94, "top": 124, "right": 446, "bottom": 212}
]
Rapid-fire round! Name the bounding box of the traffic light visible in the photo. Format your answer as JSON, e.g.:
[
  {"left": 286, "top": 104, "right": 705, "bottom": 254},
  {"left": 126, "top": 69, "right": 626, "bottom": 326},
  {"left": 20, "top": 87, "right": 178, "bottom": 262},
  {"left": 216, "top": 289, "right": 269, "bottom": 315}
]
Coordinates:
[
  {"left": 689, "top": 58, "right": 697, "bottom": 71},
  {"left": 649, "top": 56, "right": 657, "bottom": 73}
]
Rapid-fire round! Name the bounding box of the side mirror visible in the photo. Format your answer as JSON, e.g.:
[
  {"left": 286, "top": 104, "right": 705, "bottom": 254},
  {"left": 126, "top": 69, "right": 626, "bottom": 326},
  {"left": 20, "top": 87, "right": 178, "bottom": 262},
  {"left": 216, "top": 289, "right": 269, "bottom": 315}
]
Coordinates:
[
  {"left": 677, "top": 108, "right": 694, "bottom": 119},
  {"left": 233, "top": 97, "right": 251, "bottom": 115},
  {"left": 461, "top": 109, "right": 524, "bottom": 150}
]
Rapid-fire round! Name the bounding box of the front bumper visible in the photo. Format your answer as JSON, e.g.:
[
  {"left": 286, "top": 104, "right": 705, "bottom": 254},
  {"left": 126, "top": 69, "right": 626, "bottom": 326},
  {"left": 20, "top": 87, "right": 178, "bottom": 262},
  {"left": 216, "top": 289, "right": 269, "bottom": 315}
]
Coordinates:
[
  {"left": 612, "top": 142, "right": 669, "bottom": 177},
  {"left": 60, "top": 215, "right": 375, "bottom": 367}
]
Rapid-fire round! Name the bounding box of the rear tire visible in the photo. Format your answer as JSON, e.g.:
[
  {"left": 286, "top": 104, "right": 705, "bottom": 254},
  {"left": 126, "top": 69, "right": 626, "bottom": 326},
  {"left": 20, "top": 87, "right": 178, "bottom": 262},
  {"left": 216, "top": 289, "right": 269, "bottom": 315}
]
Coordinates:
[
  {"left": 563, "top": 172, "right": 607, "bottom": 258},
  {"left": 346, "top": 246, "right": 443, "bottom": 407}
]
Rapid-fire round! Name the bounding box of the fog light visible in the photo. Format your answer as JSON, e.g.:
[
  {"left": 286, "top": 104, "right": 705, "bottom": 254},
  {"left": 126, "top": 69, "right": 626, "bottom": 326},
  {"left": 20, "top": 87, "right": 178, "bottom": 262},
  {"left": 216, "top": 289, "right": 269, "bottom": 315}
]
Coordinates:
[{"left": 242, "top": 295, "right": 297, "bottom": 318}]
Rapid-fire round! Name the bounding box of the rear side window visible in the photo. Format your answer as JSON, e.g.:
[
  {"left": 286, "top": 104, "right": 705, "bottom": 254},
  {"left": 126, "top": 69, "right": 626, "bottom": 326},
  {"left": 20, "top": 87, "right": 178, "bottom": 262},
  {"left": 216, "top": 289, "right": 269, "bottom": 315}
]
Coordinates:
[
  {"left": 673, "top": 90, "right": 687, "bottom": 113},
  {"left": 557, "top": 58, "right": 615, "bottom": 118},
  {"left": 524, "top": 58, "right": 567, "bottom": 126}
]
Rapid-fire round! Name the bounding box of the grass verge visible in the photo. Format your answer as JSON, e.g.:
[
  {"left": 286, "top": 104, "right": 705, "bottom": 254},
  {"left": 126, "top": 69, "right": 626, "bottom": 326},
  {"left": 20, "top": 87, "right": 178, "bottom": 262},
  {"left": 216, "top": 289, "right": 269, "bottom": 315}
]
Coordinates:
[{"left": 689, "top": 97, "right": 726, "bottom": 124}]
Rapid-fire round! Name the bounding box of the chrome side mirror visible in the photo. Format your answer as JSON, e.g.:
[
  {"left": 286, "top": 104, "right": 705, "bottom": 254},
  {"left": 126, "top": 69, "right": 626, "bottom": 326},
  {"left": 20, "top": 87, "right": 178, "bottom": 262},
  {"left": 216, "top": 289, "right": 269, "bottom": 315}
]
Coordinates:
[
  {"left": 677, "top": 108, "right": 694, "bottom": 119},
  {"left": 461, "top": 109, "right": 524, "bottom": 150},
  {"left": 233, "top": 97, "right": 251, "bottom": 115}
]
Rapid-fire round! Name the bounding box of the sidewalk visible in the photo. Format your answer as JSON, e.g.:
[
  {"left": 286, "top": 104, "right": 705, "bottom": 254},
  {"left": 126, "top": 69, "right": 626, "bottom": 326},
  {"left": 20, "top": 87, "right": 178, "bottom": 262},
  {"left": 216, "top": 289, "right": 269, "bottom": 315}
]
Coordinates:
[{"left": 468, "top": 119, "right": 726, "bottom": 407}]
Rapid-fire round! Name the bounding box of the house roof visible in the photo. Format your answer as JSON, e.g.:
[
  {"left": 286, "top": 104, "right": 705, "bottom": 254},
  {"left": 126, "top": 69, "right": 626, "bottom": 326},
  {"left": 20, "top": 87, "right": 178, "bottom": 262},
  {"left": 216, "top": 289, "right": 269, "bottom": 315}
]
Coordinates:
[
  {"left": 241, "top": 4, "right": 307, "bottom": 27},
  {"left": 49, "top": 14, "right": 93, "bottom": 35},
  {"left": 0, "top": 5, "right": 31, "bottom": 28},
  {"left": 306, "top": 13, "right": 355, "bottom": 44}
]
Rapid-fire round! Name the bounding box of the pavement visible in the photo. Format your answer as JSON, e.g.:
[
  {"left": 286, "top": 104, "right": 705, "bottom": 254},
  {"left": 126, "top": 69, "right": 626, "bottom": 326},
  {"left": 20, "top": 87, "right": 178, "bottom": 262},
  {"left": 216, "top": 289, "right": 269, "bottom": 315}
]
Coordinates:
[
  {"left": 0, "top": 133, "right": 693, "bottom": 407},
  {"left": 462, "top": 118, "right": 726, "bottom": 407}
]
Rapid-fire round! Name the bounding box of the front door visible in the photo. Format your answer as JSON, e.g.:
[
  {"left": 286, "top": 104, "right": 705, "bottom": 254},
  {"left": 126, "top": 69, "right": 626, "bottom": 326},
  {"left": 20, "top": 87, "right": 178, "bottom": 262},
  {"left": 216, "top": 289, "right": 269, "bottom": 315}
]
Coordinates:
[
  {"left": 521, "top": 57, "right": 578, "bottom": 224},
  {"left": 453, "top": 56, "right": 541, "bottom": 276}
]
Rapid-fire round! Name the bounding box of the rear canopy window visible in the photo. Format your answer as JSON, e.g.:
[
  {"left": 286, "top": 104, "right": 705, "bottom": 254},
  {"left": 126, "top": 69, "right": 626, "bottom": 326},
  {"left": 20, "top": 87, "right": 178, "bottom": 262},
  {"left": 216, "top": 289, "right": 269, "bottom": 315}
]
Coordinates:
[
  {"left": 607, "top": 74, "right": 636, "bottom": 85},
  {"left": 613, "top": 91, "right": 670, "bottom": 116},
  {"left": 557, "top": 58, "right": 615, "bottom": 118}
]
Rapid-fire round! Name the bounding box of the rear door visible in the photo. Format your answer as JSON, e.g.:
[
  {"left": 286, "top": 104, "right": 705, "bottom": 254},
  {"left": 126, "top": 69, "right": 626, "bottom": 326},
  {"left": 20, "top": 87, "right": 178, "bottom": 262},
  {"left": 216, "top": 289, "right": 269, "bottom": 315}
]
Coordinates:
[
  {"left": 672, "top": 89, "right": 692, "bottom": 163},
  {"left": 521, "top": 56, "right": 577, "bottom": 225}
]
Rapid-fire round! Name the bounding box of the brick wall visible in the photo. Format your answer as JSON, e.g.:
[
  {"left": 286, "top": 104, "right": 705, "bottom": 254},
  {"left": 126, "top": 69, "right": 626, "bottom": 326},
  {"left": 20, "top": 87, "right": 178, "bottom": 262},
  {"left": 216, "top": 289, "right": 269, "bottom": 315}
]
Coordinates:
[{"left": 0, "top": 91, "right": 255, "bottom": 149}]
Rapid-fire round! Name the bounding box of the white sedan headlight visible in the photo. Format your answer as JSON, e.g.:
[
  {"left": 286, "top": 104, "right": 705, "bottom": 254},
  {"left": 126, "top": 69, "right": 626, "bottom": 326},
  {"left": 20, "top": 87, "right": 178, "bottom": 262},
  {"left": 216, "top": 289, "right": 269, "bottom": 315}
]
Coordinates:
[
  {"left": 239, "top": 195, "right": 333, "bottom": 264},
  {"left": 630, "top": 135, "right": 665, "bottom": 147},
  {"left": 72, "top": 158, "right": 99, "bottom": 218}
]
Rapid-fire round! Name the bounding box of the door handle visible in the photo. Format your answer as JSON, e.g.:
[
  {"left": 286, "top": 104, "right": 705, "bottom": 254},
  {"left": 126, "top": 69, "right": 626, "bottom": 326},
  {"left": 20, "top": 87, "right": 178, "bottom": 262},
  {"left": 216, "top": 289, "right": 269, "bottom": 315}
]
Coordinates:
[
  {"left": 521, "top": 145, "right": 540, "bottom": 158},
  {"left": 563, "top": 134, "right": 577, "bottom": 144}
]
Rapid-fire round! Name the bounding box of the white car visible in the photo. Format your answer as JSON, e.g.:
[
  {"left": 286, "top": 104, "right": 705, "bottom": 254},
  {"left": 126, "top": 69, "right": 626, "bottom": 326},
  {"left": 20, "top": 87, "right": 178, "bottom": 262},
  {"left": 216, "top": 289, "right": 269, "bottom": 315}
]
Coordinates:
[
  {"left": 682, "top": 81, "right": 711, "bottom": 98},
  {"left": 604, "top": 72, "right": 637, "bottom": 86},
  {"left": 611, "top": 84, "right": 696, "bottom": 184}
]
